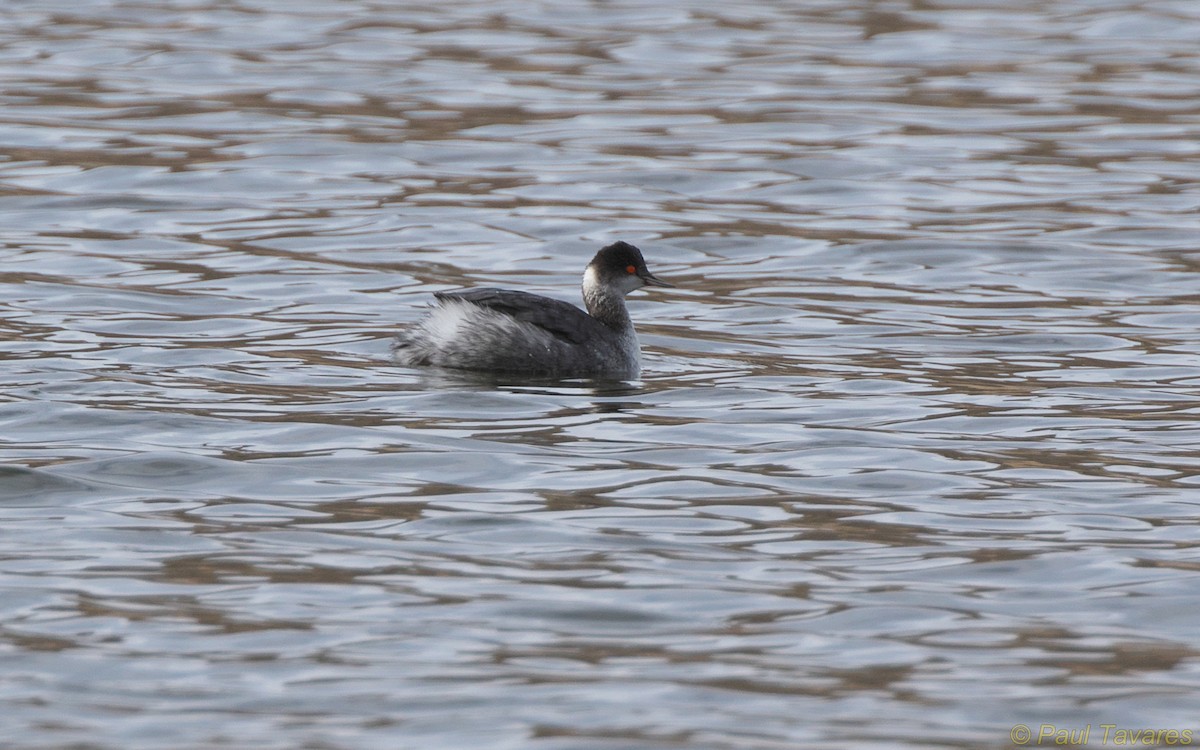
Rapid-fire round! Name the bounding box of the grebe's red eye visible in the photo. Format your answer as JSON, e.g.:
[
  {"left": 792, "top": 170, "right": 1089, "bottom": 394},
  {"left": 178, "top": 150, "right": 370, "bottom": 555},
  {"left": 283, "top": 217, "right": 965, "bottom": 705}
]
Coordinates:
[{"left": 626, "top": 265, "right": 636, "bottom": 274}]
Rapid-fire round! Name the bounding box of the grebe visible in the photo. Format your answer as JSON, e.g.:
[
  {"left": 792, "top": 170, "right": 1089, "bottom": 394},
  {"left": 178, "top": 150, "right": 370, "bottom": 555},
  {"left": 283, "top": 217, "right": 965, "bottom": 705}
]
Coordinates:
[{"left": 392, "top": 241, "right": 672, "bottom": 377}]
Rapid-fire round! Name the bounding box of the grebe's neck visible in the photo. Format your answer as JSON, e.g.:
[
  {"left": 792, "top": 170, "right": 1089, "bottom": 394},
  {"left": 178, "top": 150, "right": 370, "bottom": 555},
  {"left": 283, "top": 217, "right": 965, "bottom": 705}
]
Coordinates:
[{"left": 582, "top": 265, "right": 632, "bottom": 331}]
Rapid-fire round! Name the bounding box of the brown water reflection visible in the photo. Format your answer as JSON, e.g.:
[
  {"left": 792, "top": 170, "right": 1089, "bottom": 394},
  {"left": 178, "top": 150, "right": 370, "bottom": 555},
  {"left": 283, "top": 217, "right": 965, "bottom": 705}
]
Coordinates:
[{"left": 3, "top": 1, "right": 1200, "bottom": 749}]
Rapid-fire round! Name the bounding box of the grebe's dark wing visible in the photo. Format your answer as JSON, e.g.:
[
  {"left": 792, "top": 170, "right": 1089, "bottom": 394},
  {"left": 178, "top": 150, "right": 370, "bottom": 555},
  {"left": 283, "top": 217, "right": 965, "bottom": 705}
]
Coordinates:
[{"left": 434, "top": 289, "right": 604, "bottom": 346}]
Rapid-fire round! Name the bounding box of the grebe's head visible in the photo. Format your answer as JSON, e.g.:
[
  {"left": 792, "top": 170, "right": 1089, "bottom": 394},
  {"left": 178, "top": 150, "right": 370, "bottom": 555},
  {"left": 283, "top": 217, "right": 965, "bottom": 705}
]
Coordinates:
[{"left": 583, "top": 241, "right": 673, "bottom": 297}]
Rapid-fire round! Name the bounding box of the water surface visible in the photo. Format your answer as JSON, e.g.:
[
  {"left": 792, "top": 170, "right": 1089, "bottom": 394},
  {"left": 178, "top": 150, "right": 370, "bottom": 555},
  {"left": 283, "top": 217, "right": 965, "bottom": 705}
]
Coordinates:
[{"left": 3, "top": 1, "right": 1200, "bottom": 748}]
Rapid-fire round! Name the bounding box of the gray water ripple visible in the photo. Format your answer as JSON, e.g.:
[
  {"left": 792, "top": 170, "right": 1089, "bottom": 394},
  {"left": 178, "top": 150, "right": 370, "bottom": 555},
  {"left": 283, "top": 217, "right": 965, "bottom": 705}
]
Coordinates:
[{"left": 4, "top": 1, "right": 1200, "bottom": 748}]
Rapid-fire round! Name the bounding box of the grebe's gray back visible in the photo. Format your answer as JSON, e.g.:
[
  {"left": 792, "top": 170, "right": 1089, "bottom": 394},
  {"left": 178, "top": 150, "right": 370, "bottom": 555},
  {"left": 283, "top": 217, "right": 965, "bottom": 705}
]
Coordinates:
[{"left": 392, "top": 241, "right": 672, "bottom": 377}]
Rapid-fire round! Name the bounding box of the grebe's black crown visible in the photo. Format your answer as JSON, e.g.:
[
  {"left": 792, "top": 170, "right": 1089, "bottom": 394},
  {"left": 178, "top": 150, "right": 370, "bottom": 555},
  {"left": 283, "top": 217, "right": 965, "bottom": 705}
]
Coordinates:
[{"left": 592, "top": 241, "right": 647, "bottom": 272}]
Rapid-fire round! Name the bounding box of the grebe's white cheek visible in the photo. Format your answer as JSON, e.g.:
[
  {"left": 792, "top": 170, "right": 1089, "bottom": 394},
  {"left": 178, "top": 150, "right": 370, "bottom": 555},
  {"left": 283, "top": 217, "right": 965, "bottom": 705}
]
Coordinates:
[
  {"left": 619, "top": 273, "right": 645, "bottom": 294},
  {"left": 582, "top": 265, "right": 602, "bottom": 294}
]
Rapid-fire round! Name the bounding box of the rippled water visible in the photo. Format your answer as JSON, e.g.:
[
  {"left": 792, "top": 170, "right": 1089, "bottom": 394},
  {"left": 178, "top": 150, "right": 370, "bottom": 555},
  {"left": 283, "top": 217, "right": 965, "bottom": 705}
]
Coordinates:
[{"left": 3, "top": 1, "right": 1200, "bottom": 748}]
